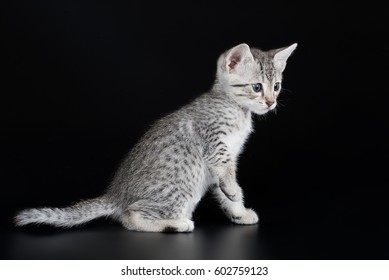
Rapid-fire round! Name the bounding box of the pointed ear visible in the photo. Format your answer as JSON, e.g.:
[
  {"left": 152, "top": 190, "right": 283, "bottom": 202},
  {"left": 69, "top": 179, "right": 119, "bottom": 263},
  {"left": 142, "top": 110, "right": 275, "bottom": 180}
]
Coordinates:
[
  {"left": 273, "top": 43, "right": 297, "bottom": 72},
  {"left": 225, "top": 43, "right": 254, "bottom": 73}
]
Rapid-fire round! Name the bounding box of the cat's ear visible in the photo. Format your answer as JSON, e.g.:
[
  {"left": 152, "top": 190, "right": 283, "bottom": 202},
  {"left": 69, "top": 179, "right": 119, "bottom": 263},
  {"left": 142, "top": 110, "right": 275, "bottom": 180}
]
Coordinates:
[
  {"left": 225, "top": 43, "right": 254, "bottom": 73},
  {"left": 273, "top": 43, "right": 297, "bottom": 72}
]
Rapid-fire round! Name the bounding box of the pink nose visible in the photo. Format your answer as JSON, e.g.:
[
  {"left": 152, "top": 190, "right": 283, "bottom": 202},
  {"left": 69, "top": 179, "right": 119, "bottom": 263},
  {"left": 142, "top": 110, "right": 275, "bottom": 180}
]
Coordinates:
[{"left": 266, "top": 100, "right": 275, "bottom": 107}]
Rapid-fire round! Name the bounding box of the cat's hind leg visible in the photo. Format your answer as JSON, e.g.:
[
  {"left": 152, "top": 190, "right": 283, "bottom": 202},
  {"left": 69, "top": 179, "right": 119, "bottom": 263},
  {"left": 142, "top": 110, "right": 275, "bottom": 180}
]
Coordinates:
[{"left": 119, "top": 200, "right": 194, "bottom": 232}]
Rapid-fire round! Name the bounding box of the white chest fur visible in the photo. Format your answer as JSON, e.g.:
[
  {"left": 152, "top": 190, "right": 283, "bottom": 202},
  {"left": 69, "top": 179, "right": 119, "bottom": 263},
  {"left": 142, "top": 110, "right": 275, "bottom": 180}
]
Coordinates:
[{"left": 222, "top": 114, "right": 253, "bottom": 159}]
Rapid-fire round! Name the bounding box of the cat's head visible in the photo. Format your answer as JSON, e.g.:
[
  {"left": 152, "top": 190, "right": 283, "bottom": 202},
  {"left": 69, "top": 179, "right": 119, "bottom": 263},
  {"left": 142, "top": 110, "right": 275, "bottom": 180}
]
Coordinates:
[{"left": 216, "top": 43, "right": 297, "bottom": 115}]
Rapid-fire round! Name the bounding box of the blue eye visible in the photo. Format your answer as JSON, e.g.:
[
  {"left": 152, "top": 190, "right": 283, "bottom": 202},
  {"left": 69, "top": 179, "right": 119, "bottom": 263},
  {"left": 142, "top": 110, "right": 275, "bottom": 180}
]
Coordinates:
[
  {"left": 274, "top": 82, "right": 281, "bottom": 91},
  {"left": 251, "top": 83, "right": 262, "bottom": 93}
]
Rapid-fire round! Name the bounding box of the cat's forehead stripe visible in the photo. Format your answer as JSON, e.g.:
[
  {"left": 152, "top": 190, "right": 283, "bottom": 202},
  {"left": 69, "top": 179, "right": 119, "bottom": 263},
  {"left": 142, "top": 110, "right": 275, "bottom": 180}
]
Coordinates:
[
  {"left": 251, "top": 49, "right": 276, "bottom": 81},
  {"left": 264, "top": 59, "right": 276, "bottom": 81}
]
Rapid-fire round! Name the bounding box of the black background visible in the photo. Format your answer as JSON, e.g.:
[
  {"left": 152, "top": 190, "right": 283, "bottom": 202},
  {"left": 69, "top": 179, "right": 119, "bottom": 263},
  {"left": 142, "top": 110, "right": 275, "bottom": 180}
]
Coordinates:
[{"left": 1, "top": 0, "right": 389, "bottom": 259}]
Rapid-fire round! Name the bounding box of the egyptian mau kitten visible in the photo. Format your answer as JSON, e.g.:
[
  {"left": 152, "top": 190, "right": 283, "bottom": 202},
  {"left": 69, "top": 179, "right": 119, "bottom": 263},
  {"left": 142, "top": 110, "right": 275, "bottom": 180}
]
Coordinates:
[{"left": 15, "top": 43, "right": 297, "bottom": 232}]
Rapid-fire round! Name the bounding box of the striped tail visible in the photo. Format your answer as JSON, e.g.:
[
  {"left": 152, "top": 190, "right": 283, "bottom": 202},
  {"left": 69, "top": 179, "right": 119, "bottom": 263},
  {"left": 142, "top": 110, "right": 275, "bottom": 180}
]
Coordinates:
[{"left": 14, "top": 196, "right": 116, "bottom": 228}]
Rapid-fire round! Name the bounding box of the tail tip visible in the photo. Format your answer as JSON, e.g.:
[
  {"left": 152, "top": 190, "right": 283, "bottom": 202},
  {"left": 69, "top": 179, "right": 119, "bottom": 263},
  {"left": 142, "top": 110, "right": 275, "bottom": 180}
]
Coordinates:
[{"left": 14, "top": 210, "right": 31, "bottom": 227}]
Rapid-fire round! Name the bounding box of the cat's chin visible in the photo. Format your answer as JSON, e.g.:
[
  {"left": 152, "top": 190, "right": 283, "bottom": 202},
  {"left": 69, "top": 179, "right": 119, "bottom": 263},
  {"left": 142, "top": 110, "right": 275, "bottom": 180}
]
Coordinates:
[
  {"left": 246, "top": 104, "right": 270, "bottom": 115},
  {"left": 246, "top": 101, "right": 278, "bottom": 115},
  {"left": 251, "top": 109, "right": 269, "bottom": 115}
]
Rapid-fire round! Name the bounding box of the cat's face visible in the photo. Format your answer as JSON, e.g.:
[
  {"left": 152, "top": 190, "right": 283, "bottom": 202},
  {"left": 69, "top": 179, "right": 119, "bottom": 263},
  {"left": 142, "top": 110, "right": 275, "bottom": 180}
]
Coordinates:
[{"left": 217, "top": 43, "right": 297, "bottom": 115}]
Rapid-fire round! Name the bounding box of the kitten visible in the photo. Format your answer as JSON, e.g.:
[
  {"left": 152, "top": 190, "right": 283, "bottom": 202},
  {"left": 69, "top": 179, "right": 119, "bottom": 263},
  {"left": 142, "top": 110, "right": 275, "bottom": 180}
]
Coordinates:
[{"left": 15, "top": 43, "right": 297, "bottom": 232}]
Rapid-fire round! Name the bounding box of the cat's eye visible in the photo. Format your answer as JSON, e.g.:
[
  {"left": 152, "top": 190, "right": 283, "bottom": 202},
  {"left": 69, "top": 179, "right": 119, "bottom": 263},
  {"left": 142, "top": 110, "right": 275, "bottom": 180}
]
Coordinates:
[
  {"left": 251, "top": 83, "right": 262, "bottom": 93},
  {"left": 274, "top": 82, "right": 281, "bottom": 92}
]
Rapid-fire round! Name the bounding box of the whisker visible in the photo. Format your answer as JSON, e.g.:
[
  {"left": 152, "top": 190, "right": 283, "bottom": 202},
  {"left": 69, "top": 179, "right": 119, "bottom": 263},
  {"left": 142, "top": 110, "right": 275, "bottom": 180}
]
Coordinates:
[
  {"left": 281, "top": 87, "right": 293, "bottom": 93},
  {"left": 276, "top": 99, "right": 285, "bottom": 108}
]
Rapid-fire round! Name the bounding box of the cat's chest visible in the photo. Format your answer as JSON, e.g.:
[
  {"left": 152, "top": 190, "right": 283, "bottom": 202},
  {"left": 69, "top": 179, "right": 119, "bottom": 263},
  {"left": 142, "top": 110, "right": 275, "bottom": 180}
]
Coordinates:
[{"left": 222, "top": 117, "right": 252, "bottom": 158}]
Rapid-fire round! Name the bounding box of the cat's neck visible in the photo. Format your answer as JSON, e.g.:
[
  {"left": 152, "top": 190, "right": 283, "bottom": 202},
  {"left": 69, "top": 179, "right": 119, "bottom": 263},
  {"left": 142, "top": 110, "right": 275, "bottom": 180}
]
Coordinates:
[{"left": 210, "top": 82, "right": 251, "bottom": 116}]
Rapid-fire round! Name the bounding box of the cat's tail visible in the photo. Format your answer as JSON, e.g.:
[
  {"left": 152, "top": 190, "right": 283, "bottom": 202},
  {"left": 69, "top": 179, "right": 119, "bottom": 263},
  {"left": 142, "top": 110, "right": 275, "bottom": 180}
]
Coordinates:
[{"left": 14, "top": 196, "right": 116, "bottom": 228}]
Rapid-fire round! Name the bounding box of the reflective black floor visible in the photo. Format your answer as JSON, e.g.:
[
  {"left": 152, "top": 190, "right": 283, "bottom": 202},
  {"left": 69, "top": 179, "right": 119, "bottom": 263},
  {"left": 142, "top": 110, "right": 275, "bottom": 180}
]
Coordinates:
[{"left": 2, "top": 217, "right": 389, "bottom": 260}]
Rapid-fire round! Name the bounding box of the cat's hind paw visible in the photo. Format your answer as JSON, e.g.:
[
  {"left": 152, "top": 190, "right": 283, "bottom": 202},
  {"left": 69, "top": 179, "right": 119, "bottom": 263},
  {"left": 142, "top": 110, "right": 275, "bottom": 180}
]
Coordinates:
[{"left": 162, "top": 219, "right": 195, "bottom": 233}]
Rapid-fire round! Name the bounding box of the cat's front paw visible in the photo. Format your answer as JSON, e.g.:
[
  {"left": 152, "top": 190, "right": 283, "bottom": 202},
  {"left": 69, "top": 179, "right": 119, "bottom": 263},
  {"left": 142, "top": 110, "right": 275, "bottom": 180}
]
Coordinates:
[{"left": 231, "top": 209, "right": 259, "bottom": 225}]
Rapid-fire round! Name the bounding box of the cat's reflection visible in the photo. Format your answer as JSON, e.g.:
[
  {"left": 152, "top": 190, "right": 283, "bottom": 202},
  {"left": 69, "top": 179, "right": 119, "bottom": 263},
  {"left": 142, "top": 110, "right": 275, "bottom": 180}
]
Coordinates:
[
  {"left": 191, "top": 224, "right": 266, "bottom": 259},
  {"left": 8, "top": 224, "right": 267, "bottom": 259}
]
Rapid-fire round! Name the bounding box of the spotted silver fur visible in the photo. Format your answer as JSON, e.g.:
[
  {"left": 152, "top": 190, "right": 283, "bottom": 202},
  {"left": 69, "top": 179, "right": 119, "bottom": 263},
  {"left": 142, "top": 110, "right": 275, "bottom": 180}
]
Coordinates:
[{"left": 15, "top": 43, "right": 297, "bottom": 232}]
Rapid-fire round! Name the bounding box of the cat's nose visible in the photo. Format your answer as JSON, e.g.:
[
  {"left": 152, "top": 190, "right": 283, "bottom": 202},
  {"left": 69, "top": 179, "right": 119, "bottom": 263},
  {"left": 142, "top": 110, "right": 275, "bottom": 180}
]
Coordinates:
[{"left": 266, "top": 100, "right": 275, "bottom": 107}]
